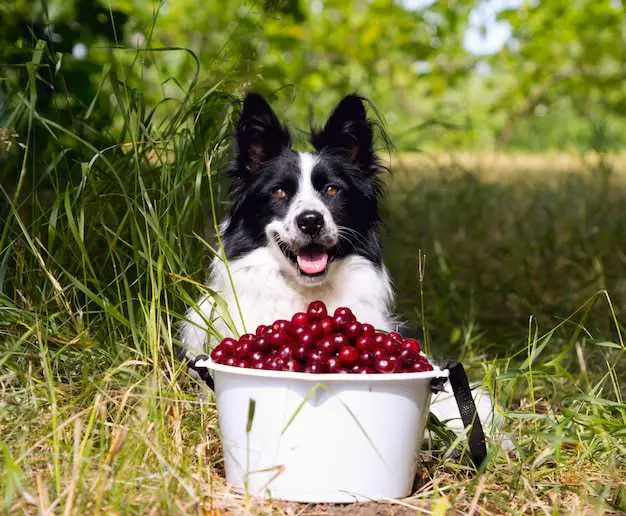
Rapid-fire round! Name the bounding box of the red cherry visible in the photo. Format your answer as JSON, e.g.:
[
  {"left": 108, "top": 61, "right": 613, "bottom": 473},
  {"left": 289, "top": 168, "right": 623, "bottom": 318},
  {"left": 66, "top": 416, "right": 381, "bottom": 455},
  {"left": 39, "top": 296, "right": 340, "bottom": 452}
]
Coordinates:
[
  {"left": 253, "top": 336, "right": 270, "bottom": 353},
  {"left": 291, "top": 312, "right": 309, "bottom": 327},
  {"left": 399, "top": 348, "right": 418, "bottom": 367},
  {"left": 389, "top": 331, "right": 403, "bottom": 342},
  {"left": 345, "top": 321, "right": 363, "bottom": 340},
  {"left": 210, "top": 346, "right": 228, "bottom": 363},
  {"left": 235, "top": 359, "right": 249, "bottom": 368},
  {"left": 221, "top": 338, "right": 238, "bottom": 354},
  {"left": 388, "top": 356, "right": 399, "bottom": 371},
  {"left": 305, "top": 362, "right": 326, "bottom": 374},
  {"left": 284, "top": 359, "right": 303, "bottom": 372},
  {"left": 338, "top": 346, "right": 359, "bottom": 367},
  {"left": 375, "top": 357, "right": 397, "bottom": 373},
  {"left": 373, "top": 348, "right": 388, "bottom": 360},
  {"left": 307, "top": 349, "right": 325, "bottom": 362},
  {"left": 239, "top": 333, "right": 256, "bottom": 343},
  {"left": 350, "top": 364, "right": 364, "bottom": 374},
  {"left": 309, "top": 322, "right": 324, "bottom": 339},
  {"left": 317, "top": 336, "right": 337, "bottom": 355},
  {"left": 332, "top": 314, "right": 351, "bottom": 332},
  {"left": 373, "top": 332, "right": 387, "bottom": 348},
  {"left": 251, "top": 360, "right": 265, "bottom": 369},
  {"left": 272, "top": 319, "right": 291, "bottom": 332},
  {"left": 225, "top": 356, "right": 237, "bottom": 366},
  {"left": 297, "top": 331, "right": 316, "bottom": 348},
  {"left": 255, "top": 324, "right": 268, "bottom": 336},
  {"left": 278, "top": 345, "right": 294, "bottom": 360},
  {"left": 415, "top": 356, "right": 434, "bottom": 371},
  {"left": 332, "top": 333, "right": 347, "bottom": 348},
  {"left": 307, "top": 300, "right": 327, "bottom": 321},
  {"left": 333, "top": 306, "right": 354, "bottom": 319},
  {"left": 402, "top": 338, "right": 422, "bottom": 353},
  {"left": 318, "top": 317, "right": 334, "bottom": 336},
  {"left": 268, "top": 330, "right": 286, "bottom": 348},
  {"left": 359, "top": 351, "right": 375, "bottom": 367},
  {"left": 325, "top": 356, "right": 340, "bottom": 373},
  {"left": 356, "top": 336, "right": 374, "bottom": 352},
  {"left": 381, "top": 336, "right": 400, "bottom": 355},
  {"left": 361, "top": 323, "right": 375, "bottom": 337},
  {"left": 251, "top": 351, "right": 264, "bottom": 363},
  {"left": 293, "top": 345, "right": 308, "bottom": 361},
  {"left": 235, "top": 341, "right": 252, "bottom": 359}
]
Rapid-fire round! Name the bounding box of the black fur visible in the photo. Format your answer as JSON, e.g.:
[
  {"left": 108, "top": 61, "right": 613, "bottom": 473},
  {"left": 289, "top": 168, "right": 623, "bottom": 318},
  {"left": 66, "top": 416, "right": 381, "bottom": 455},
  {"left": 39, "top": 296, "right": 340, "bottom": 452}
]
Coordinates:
[{"left": 222, "top": 93, "right": 384, "bottom": 267}]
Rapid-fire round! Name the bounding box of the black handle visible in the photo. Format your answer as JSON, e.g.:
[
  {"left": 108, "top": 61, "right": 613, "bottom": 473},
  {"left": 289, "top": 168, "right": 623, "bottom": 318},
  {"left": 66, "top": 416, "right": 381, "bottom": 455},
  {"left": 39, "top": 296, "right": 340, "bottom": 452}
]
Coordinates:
[{"left": 443, "top": 361, "right": 488, "bottom": 468}]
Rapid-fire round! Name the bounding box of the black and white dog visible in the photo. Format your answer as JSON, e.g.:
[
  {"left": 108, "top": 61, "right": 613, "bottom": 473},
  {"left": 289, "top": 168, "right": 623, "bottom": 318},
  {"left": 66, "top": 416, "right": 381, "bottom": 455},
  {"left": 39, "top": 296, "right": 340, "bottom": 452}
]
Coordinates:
[{"left": 181, "top": 93, "right": 508, "bottom": 445}]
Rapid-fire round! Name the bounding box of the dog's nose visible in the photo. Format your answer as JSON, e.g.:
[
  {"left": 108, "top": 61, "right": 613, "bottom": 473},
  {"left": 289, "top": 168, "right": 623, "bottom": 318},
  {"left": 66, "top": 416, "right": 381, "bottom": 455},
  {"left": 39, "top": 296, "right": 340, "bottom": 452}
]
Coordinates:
[{"left": 296, "top": 210, "right": 324, "bottom": 236}]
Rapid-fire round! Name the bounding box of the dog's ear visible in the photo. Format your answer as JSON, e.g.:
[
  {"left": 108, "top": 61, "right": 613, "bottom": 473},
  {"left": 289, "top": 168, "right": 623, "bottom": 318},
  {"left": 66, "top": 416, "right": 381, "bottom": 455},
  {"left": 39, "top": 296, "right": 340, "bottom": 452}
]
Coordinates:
[
  {"left": 236, "top": 93, "right": 291, "bottom": 174},
  {"left": 311, "top": 94, "right": 374, "bottom": 168}
]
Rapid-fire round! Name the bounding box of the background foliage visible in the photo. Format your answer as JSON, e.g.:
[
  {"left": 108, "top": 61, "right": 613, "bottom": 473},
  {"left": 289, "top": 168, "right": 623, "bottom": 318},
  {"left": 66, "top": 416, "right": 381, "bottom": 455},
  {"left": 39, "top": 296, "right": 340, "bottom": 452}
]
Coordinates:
[{"left": 1, "top": 1, "right": 625, "bottom": 513}]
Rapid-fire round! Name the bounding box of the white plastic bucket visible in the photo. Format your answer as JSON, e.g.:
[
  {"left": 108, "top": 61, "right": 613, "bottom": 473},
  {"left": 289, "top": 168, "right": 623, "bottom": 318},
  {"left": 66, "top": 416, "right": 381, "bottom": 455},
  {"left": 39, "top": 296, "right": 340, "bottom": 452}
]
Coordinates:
[{"left": 199, "top": 358, "right": 449, "bottom": 503}]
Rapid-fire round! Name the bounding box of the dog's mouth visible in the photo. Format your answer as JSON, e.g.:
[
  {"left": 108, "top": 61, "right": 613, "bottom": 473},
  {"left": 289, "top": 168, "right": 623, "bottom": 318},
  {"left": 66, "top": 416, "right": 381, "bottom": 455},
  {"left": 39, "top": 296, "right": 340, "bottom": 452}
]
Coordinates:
[{"left": 273, "top": 235, "right": 335, "bottom": 277}]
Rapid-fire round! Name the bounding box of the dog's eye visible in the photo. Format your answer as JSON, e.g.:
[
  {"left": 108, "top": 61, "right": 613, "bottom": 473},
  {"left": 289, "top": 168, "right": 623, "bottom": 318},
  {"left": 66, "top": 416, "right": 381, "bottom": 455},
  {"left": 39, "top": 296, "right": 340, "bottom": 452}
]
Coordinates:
[
  {"left": 272, "top": 187, "right": 288, "bottom": 200},
  {"left": 325, "top": 184, "right": 339, "bottom": 197}
]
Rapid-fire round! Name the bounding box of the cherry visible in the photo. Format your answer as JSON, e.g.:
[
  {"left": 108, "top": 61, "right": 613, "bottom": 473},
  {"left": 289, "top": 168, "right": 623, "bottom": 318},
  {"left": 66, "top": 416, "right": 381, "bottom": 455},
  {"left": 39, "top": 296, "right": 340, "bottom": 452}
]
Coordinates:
[
  {"left": 332, "top": 313, "right": 351, "bottom": 332},
  {"left": 221, "top": 337, "right": 238, "bottom": 354},
  {"left": 338, "top": 346, "right": 359, "bottom": 367},
  {"left": 375, "top": 357, "right": 397, "bottom": 374},
  {"left": 255, "top": 324, "right": 268, "bottom": 336},
  {"left": 235, "top": 341, "right": 252, "bottom": 359},
  {"left": 355, "top": 336, "right": 374, "bottom": 352},
  {"left": 381, "top": 336, "right": 400, "bottom": 355},
  {"left": 267, "top": 330, "right": 286, "bottom": 348},
  {"left": 284, "top": 359, "right": 303, "bottom": 372},
  {"left": 272, "top": 319, "right": 291, "bottom": 333},
  {"left": 332, "top": 333, "right": 347, "bottom": 348},
  {"left": 359, "top": 351, "right": 375, "bottom": 367},
  {"left": 253, "top": 336, "right": 270, "bottom": 353},
  {"left": 235, "top": 359, "right": 249, "bottom": 368},
  {"left": 399, "top": 348, "right": 418, "bottom": 367},
  {"left": 307, "top": 300, "right": 327, "bottom": 321},
  {"left": 307, "top": 349, "right": 326, "bottom": 362},
  {"left": 251, "top": 361, "right": 265, "bottom": 370},
  {"left": 389, "top": 331, "right": 403, "bottom": 342},
  {"left": 373, "top": 348, "right": 389, "bottom": 360},
  {"left": 334, "top": 306, "right": 354, "bottom": 320},
  {"left": 319, "top": 317, "right": 334, "bottom": 336},
  {"left": 317, "top": 336, "right": 337, "bottom": 355},
  {"left": 291, "top": 312, "right": 309, "bottom": 327},
  {"left": 305, "top": 362, "right": 326, "bottom": 374},
  {"left": 210, "top": 346, "right": 228, "bottom": 363},
  {"left": 361, "top": 323, "right": 375, "bottom": 337},
  {"left": 239, "top": 333, "right": 256, "bottom": 343},
  {"left": 309, "top": 322, "right": 324, "bottom": 339},
  {"left": 402, "top": 338, "right": 421, "bottom": 353},
  {"left": 251, "top": 351, "right": 264, "bottom": 363},
  {"left": 278, "top": 345, "right": 294, "bottom": 361},
  {"left": 293, "top": 345, "right": 308, "bottom": 361},
  {"left": 345, "top": 321, "right": 363, "bottom": 340},
  {"left": 225, "top": 357, "right": 237, "bottom": 367},
  {"left": 373, "top": 332, "right": 387, "bottom": 348},
  {"left": 297, "top": 331, "right": 316, "bottom": 348},
  {"left": 325, "top": 356, "right": 340, "bottom": 373}
]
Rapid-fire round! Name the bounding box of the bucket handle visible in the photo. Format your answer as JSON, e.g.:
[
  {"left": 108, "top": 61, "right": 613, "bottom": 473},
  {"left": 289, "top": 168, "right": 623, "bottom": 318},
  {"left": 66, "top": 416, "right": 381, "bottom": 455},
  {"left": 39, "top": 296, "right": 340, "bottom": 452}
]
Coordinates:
[
  {"left": 432, "top": 361, "right": 488, "bottom": 468},
  {"left": 180, "top": 351, "right": 486, "bottom": 469}
]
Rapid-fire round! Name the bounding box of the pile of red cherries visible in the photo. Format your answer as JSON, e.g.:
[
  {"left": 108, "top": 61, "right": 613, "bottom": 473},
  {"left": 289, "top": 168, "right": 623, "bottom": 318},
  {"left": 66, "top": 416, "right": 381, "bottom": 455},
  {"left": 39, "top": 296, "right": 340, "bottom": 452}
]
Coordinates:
[{"left": 210, "top": 301, "right": 433, "bottom": 374}]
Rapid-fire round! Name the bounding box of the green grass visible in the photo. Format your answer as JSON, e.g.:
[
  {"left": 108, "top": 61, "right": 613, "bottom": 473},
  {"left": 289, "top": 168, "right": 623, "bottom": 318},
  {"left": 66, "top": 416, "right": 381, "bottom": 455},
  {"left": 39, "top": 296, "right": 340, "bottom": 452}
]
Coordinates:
[{"left": 1, "top": 47, "right": 625, "bottom": 514}]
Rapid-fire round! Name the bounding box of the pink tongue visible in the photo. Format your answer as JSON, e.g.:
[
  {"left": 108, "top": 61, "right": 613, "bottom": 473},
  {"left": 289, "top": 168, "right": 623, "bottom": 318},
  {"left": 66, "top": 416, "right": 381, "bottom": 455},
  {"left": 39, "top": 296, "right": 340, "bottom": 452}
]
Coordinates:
[{"left": 297, "top": 252, "right": 329, "bottom": 274}]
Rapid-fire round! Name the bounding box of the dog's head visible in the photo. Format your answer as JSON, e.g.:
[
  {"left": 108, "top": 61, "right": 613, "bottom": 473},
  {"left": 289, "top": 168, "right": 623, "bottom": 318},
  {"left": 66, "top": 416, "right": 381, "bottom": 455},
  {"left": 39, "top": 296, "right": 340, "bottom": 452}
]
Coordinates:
[{"left": 223, "top": 93, "right": 384, "bottom": 286}]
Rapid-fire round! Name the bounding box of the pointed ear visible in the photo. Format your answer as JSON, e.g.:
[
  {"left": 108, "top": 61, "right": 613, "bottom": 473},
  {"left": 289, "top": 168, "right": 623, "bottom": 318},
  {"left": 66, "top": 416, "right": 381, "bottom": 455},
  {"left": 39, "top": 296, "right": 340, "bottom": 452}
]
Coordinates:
[
  {"left": 310, "top": 95, "right": 374, "bottom": 167},
  {"left": 236, "top": 93, "right": 291, "bottom": 174}
]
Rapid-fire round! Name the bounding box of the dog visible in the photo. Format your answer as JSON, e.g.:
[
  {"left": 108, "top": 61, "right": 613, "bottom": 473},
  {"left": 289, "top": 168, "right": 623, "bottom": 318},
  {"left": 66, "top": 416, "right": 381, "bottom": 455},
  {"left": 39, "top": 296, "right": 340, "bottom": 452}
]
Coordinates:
[{"left": 180, "top": 93, "right": 510, "bottom": 450}]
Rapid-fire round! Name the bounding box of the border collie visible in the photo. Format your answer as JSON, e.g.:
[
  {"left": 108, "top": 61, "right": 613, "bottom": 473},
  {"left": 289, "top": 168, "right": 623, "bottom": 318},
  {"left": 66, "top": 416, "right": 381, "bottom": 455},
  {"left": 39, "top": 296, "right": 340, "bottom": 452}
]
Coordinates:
[
  {"left": 180, "top": 93, "right": 508, "bottom": 447},
  {"left": 181, "top": 93, "right": 395, "bottom": 353}
]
